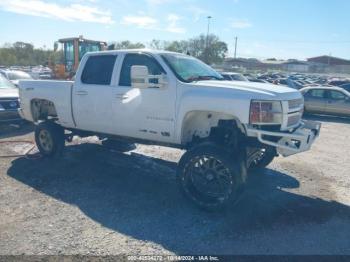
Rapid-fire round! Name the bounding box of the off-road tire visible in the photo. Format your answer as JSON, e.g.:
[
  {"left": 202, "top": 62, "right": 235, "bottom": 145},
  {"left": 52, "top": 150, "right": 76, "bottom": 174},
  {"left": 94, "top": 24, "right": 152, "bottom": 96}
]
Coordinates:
[
  {"left": 177, "top": 142, "right": 246, "bottom": 211},
  {"left": 35, "top": 121, "right": 65, "bottom": 157},
  {"left": 248, "top": 147, "right": 276, "bottom": 171}
]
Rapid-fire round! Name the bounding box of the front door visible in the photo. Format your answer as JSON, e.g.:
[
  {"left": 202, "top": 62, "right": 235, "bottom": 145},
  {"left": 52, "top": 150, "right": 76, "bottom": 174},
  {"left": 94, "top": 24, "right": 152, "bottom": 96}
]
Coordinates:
[
  {"left": 111, "top": 53, "right": 176, "bottom": 143},
  {"left": 72, "top": 54, "right": 117, "bottom": 133},
  {"left": 325, "top": 90, "right": 350, "bottom": 116},
  {"left": 304, "top": 89, "right": 327, "bottom": 114}
]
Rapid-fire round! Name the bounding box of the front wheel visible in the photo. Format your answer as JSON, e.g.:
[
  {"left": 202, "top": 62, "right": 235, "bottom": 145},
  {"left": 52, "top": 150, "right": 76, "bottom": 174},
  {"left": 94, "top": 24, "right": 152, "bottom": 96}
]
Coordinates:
[
  {"left": 35, "top": 121, "right": 65, "bottom": 157},
  {"left": 248, "top": 147, "right": 276, "bottom": 171},
  {"left": 177, "top": 142, "right": 246, "bottom": 211}
]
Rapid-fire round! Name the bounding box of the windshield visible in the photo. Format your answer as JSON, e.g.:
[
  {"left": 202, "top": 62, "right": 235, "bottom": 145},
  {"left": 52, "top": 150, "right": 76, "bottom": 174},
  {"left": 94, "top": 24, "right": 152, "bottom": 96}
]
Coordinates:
[
  {"left": 8, "top": 71, "right": 32, "bottom": 80},
  {"left": 161, "top": 53, "right": 223, "bottom": 82},
  {"left": 0, "top": 75, "right": 16, "bottom": 89}
]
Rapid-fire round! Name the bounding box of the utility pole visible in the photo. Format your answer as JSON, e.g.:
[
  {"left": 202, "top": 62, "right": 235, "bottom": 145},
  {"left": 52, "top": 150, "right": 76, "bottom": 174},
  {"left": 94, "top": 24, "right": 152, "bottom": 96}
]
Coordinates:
[
  {"left": 234, "top": 36, "right": 238, "bottom": 59},
  {"left": 206, "top": 16, "right": 212, "bottom": 64}
]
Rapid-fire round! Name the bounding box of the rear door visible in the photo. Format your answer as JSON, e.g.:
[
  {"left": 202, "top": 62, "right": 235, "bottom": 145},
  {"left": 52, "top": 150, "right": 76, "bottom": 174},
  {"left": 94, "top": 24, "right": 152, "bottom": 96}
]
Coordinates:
[
  {"left": 303, "top": 89, "right": 327, "bottom": 113},
  {"left": 72, "top": 54, "right": 117, "bottom": 133},
  {"left": 325, "top": 90, "right": 350, "bottom": 116}
]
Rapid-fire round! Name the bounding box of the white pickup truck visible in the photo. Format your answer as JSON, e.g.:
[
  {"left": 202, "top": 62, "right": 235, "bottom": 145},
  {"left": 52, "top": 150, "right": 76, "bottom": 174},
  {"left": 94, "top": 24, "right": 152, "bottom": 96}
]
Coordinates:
[{"left": 18, "top": 50, "right": 321, "bottom": 210}]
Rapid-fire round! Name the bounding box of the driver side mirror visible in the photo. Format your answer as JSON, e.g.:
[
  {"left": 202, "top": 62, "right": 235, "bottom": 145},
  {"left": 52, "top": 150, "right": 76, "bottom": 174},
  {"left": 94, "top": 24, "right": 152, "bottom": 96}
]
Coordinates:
[
  {"left": 131, "top": 65, "right": 167, "bottom": 89},
  {"left": 131, "top": 65, "right": 149, "bottom": 89}
]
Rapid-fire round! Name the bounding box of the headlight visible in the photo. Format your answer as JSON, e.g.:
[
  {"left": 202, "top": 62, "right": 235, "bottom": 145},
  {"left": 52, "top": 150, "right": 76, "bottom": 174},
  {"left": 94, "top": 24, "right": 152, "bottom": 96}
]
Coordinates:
[{"left": 250, "top": 100, "right": 283, "bottom": 125}]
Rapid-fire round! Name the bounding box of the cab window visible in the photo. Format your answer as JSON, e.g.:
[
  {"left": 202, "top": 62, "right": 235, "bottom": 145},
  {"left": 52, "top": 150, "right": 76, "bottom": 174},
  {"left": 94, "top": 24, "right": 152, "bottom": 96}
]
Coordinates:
[
  {"left": 119, "top": 54, "right": 165, "bottom": 86},
  {"left": 81, "top": 55, "right": 117, "bottom": 85}
]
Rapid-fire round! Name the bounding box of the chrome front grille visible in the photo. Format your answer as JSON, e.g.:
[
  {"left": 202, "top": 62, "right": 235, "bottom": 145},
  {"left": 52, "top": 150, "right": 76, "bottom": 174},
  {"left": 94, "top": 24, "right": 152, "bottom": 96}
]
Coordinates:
[
  {"left": 285, "top": 98, "right": 303, "bottom": 128},
  {"left": 287, "top": 114, "right": 301, "bottom": 127}
]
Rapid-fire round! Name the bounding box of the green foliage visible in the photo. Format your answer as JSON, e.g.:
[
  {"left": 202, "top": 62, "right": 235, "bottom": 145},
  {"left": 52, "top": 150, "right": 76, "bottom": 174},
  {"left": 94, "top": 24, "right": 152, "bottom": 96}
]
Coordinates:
[
  {"left": 0, "top": 36, "right": 227, "bottom": 67},
  {"left": 150, "top": 34, "right": 228, "bottom": 64},
  {"left": 108, "top": 40, "right": 145, "bottom": 50},
  {"left": 0, "top": 42, "right": 63, "bottom": 66},
  {"left": 149, "top": 39, "right": 167, "bottom": 50}
]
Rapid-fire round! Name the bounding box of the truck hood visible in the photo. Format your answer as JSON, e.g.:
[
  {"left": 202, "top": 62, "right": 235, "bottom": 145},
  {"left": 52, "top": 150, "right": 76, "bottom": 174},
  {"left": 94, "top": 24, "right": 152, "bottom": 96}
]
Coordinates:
[
  {"left": 11, "top": 80, "right": 20, "bottom": 87},
  {"left": 0, "top": 88, "right": 19, "bottom": 99},
  {"left": 193, "top": 80, "right": 302, "bottom": 100}
]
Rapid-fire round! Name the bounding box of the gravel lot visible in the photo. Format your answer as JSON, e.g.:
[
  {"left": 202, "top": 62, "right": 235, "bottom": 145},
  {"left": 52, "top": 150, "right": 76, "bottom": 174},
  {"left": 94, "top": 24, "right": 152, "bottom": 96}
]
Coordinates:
[{"left": 0, "top": 116, "right": 349, "bottom": 255}]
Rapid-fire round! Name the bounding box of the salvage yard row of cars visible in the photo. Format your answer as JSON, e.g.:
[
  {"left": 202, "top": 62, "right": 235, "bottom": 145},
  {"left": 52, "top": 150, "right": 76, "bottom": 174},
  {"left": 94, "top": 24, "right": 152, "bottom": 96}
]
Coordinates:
[
  {"left": 220, "top": 71, "right": 350, "bottom": 90},
  {"left": 220, "top": 71, "right": 350, "bottom": 116},
  {"left": 0, "top": 69, "right": 33, "bottom": 87},
  {"left": 0, "top": 65, "right": 53, "bottom": 81}
]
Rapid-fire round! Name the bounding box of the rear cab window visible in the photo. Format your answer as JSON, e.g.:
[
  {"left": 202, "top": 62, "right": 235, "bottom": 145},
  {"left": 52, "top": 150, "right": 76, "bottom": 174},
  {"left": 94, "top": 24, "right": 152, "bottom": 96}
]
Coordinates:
[{"left": 81, "top": 55, "right": 117, "bottom": 85}]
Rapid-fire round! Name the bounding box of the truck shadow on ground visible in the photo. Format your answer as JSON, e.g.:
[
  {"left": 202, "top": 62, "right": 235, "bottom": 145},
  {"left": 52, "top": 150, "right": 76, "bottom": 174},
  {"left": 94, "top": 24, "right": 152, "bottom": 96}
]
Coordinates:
[
  {"left": 7, "top": 142, "right": 350, "bottom": 254},
  {"left": 0, "top": 121, "right": 34, "bottom": 139}
]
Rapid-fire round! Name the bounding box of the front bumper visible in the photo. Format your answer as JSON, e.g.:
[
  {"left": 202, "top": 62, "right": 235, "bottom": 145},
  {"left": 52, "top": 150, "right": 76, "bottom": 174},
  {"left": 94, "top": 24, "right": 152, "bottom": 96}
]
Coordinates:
[
  {"left": 246, "top": 120, "right": 321, "bottom": 157},
  {"left": 18, "top": 108, "right": 25, "bottom": 119},
  {"left": 0, "top": 109, "right": 21, "bottom": 122}
]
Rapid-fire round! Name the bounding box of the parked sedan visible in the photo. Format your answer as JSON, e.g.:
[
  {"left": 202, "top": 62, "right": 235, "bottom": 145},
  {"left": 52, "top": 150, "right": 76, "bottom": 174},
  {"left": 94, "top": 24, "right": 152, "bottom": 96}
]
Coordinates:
[
  {"left": 0, "top": 75, "right": 21, "bottom": 122},
  {"left": 340, "top": 83, "right": 350, "bottom": 93},
  {"left": 221, "top": 72, "right": 249, "bottom": 82},
  {"left": 0, "top": 69, "right": 32, "bottom": 87},
  {"left": 247, "top": 77, "right": 267, "bottom": 83},
  {"left": 328, "top": 80, "right": 350, "bottom": 87},
  {"left": 300, "top": 86, "right": 350, "bottom": 117}
]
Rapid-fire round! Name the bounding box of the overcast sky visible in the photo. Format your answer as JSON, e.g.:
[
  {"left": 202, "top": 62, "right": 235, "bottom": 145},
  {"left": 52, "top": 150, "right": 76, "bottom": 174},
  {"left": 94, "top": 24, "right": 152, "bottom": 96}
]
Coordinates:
[{"left": 0, "top": 0, "right": 349, "bottom": 60}]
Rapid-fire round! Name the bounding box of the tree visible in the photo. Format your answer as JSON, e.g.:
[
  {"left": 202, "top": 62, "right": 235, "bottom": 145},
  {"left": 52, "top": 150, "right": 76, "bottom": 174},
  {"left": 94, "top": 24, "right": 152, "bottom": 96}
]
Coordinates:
[
  {"left": 0, "top": 49, "right": 16, "bottom": 66},
  {"left": 151, "top": 34, "right": 228, "bottom": 64},
  {"left": 149, "top": 39, "right": 166, "bottom": 50},
  {"left": 187, "top": 34, "right": 227, "bottom": 64},
  {"left": 108, "top": 40, "right": 145, "bottom": 50},
  {"left": 207, "top": 35, "right": 228, "bottom": 64},
  {"left": 165, "top": 40, "right": 189, "bottom": 53},
  {"left": 0, "top": 35, "right": 228, "bottom": 67},
  {"left": 0, "top": 42, "right": 62, "bottom": 66}
]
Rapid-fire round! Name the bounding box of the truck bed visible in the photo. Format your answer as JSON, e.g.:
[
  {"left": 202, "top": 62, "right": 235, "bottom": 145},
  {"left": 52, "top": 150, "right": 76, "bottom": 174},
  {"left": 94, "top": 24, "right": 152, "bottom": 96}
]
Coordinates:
[{"left": 19, "top": 80, "right": 75, "bottom": 128}]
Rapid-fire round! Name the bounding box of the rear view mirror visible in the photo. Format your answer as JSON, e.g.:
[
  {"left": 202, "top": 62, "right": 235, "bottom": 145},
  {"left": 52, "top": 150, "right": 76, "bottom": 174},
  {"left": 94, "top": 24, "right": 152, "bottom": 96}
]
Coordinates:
[{"left": 131, "top": 65, "right": 149, "bottom": 89}]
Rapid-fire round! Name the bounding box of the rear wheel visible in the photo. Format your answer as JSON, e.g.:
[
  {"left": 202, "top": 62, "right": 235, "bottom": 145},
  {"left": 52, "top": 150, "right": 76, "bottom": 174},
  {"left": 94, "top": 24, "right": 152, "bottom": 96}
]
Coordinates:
[
  {"left": 177, "top": 142, "right": 245, "bottom": 211},
  {"left": 35, "top": 121, "right": 65, "bottom": 157}
]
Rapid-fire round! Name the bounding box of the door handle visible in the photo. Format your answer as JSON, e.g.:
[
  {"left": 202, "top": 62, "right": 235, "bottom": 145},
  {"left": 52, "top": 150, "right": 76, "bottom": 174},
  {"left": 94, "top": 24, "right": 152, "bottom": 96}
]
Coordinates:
[
  {"left": 76, "top": 90, "right": 88, "bottom": 96},
  {"left": 116, "top": 94, "right": 129, "bottom": 99}
]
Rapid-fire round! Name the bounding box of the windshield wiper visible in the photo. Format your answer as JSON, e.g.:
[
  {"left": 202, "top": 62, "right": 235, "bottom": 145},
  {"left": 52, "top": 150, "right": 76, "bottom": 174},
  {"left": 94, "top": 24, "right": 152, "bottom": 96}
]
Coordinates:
[{"left": 186, "top": 75, "right": 223, "bottom": 82}]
